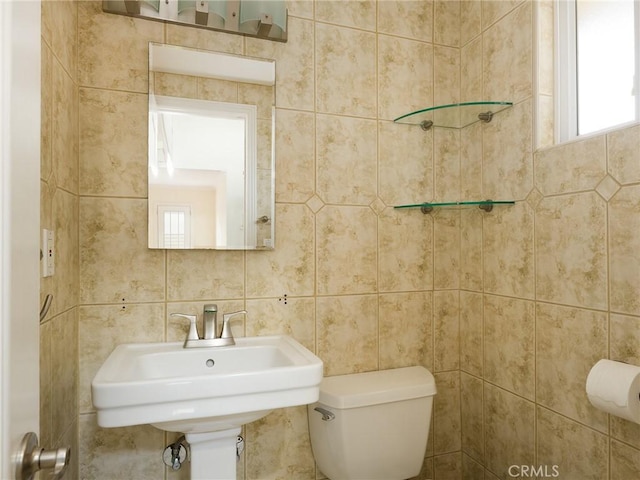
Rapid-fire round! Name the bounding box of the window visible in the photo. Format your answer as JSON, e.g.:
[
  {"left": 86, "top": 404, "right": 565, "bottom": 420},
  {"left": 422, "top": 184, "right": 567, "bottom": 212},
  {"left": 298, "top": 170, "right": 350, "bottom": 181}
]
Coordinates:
[
  {"left": 556, "top": 0, "right": 640, "bottom": 141},
  {"left": 158, "top": 205, "right": 191, "bottom": 249}
]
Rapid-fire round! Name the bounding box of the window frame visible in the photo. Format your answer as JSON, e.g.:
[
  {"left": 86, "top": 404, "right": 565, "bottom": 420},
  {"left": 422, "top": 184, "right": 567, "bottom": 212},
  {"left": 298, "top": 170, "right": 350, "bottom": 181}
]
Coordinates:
[{"left": 555, "top": 0, "right": 640, "bottom": 143}]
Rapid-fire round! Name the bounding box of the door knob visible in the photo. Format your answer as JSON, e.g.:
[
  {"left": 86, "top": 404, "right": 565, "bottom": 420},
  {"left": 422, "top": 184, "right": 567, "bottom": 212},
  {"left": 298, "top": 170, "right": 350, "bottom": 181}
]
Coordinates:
[{"left": 15, "top": 432, "right": 70, "bottom": 480}]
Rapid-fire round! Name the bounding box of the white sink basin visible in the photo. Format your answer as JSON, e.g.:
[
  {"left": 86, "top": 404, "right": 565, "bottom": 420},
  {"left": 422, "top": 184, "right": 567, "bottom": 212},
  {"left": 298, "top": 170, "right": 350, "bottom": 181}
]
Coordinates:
[{"left": 92, "top": 335, "right": 323, "bottom": 433}]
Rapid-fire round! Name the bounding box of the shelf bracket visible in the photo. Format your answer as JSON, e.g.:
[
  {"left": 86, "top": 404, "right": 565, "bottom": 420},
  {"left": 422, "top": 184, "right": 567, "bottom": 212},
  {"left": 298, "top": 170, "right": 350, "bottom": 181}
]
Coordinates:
[
  {"left": 478, "top": 111, "right": 494, "bottom": 123},
  {"left": 478, "top": 201, "right": 494, "bottom": 212},
  {"left": 420, "top": 205, "right": 434, "bottom": 214},
  {"left": 420, "top": 120, "right": 433, "bottom": 131}
]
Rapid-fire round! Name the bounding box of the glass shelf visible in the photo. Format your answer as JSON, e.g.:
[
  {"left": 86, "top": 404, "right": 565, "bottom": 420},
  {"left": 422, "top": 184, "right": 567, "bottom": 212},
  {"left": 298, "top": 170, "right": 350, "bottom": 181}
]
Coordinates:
[
  {"left": 394, "top": 200, "right": 515, "bottom": 213},
  {"left": 394, "top": 101, "right": 513, "bottom": 130}
]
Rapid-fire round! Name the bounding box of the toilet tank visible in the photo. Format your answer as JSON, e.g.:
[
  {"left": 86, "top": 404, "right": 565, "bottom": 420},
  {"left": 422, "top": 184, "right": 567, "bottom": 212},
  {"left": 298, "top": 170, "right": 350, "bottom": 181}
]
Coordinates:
[{"left": 308, "top": 366, "right": 437, "bottom": 480}]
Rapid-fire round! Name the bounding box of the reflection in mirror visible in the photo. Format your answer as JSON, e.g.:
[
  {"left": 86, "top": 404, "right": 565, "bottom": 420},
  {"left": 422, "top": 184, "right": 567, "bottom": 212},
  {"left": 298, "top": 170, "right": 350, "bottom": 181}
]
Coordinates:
[{"left": 148, "top": 43, "right": 275, "bottom": 250}]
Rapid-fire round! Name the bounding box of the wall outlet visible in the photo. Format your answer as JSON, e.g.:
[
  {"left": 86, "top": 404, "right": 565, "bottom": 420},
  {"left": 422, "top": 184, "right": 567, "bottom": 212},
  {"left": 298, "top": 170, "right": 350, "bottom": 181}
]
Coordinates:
[{"left": 42, "top": 229, "right": 55, "bottom": 277}]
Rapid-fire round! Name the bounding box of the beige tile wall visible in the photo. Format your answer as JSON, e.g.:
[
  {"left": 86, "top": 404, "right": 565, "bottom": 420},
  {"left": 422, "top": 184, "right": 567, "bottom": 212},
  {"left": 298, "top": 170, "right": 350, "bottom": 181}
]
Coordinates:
[
  {"left": 45, "top": 1, "right": 640, "bottom": 479},
  {"left": 40, "top": 1, "right": 80, "bottom": 479},
  {"left": 459, "top": 1, "right": 640, "bottom": 479},
  {"left": 75, "top": 1, "right": 459, "bottom": 479}
]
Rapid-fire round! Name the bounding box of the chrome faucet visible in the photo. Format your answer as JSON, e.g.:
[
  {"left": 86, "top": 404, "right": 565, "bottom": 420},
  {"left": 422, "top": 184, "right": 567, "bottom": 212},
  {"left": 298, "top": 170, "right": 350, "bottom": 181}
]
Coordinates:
[
  {"left": 171, "top": 307, "right": 247, "bottom": 348},
  {"left": 203, "top": 304, "right": 218, "bottom": 339}
]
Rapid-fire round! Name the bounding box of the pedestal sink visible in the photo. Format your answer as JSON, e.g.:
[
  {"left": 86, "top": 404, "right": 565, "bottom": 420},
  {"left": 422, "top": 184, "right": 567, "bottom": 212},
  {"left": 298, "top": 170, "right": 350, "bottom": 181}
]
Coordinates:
[{"left": 92, "top": 335, "right": 323, "bottom": 479}]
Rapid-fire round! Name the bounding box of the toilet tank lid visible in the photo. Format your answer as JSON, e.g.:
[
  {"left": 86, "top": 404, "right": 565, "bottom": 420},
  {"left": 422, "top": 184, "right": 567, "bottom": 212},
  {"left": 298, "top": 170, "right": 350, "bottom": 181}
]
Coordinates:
[{"left": 318, "top": 366, "right": 437, "bottom": 409}]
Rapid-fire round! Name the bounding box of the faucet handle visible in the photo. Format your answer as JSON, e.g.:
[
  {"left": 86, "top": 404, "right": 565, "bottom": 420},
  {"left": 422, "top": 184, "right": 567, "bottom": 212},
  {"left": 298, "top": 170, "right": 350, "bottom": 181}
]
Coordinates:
[
  {"left": 220, "top": 310, "right": 247, "bottom": 341},
  {"left": 170, "top": 313, "right": 200, "bottom": 341}
]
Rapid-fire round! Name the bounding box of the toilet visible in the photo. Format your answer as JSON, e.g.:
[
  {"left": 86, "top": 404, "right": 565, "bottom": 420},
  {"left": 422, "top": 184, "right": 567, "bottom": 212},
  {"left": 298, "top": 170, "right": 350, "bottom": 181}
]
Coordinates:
[{"left": 308, "top": 366, "right": 437, "bottom": 480}]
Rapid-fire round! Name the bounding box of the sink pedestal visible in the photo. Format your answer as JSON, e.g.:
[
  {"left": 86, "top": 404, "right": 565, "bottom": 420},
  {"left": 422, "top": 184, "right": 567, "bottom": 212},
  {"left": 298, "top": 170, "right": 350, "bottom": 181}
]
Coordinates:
[{"left": 185, "top": 428, "right": 241, "bottom": 480}]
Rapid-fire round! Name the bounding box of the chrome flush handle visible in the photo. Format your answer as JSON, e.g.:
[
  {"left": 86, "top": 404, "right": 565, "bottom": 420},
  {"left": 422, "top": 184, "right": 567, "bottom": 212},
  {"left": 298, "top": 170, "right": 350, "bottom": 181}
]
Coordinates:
[{"left": 314, "top": 407, "right": 335, "bottom": 421}]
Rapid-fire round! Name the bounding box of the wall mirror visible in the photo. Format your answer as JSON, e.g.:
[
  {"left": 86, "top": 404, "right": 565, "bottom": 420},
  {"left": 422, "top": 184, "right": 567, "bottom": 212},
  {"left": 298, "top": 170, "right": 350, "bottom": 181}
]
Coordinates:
[{"left": 148, "top": 43, "right": 275, "bottom": 250}]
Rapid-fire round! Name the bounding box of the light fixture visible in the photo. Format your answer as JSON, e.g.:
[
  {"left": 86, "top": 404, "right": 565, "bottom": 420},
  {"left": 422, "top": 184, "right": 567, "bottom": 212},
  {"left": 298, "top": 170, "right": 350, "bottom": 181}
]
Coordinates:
[
  {"left": 239, "top": 1, "right": 286, "bottom": 39},
  {"left": 102, "top": 0, "right": 287, "bottom": 42}
]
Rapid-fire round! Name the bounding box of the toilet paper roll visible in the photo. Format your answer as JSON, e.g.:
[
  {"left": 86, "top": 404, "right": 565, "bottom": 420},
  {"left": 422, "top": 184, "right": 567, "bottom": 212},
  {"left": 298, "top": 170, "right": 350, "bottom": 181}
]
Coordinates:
[{"left": 586, "top": 359, "right": 640, "bottom": 424}]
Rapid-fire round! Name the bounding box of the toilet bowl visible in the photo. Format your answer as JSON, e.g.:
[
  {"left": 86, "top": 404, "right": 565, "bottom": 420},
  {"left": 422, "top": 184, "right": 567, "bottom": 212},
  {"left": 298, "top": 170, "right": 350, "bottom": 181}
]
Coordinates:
[{"left": 308, "top": 366, "right": 437, "bottom": 480}]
